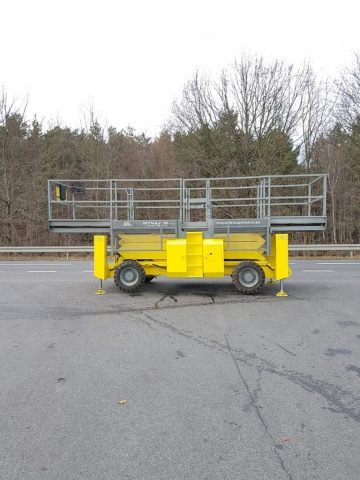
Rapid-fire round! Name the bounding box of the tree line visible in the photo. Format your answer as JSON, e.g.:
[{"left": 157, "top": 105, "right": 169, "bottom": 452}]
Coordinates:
[{"left": 1, "top": 54, "right": 359, "bottom": 246}]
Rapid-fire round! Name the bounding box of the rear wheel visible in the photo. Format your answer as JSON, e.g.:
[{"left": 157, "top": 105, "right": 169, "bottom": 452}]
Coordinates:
[
  {"left": 114, "top": 260, "right": 145, "bottom": 292},
  {"left": 232, "top": 261, "right": 265, "bottom": 294}
]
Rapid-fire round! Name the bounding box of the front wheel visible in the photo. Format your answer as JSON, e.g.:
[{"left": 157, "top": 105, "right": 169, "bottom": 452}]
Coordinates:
[
  {"left": 232, "top": 261, "right": 265, "bottom": 294},
  {"left": 114, "top": 260, "right": 145, "bottom": 292}
]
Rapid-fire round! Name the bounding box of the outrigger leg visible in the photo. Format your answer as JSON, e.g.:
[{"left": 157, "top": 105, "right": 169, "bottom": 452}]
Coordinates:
[
  {"left": 276, "top": 279, "right": 288, "bottom": 297},
  {"left": 95, "top": 279, "right": 106, "bottom": 295}
]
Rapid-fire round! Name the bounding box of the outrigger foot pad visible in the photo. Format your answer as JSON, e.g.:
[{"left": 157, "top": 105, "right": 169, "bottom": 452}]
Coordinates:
[
  {"left": 276, "top": 279, "right": 288, "bottom": 297},
  {"left": 95, "top": 280, "right": 106, "bottom": 295},
  {"left": 96, "top": 288, "right": 106, "bottom": 295}
]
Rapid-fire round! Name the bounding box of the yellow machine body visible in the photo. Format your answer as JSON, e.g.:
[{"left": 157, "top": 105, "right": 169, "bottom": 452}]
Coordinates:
[{"left": 93, "top": 232, "right": 291, "bottom": 282}]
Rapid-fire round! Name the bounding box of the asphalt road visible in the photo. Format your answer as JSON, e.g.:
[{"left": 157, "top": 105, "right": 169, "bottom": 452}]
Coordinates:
[{"left": 0, "top": 260, "right": 360, "bottom": 480}]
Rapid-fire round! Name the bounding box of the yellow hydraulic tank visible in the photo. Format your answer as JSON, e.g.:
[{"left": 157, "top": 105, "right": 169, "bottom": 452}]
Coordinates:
[
  {"left": 167, "top": 239, "right": 187, "bottom": 275},
  {"left": 203, "top": 238, "right": 224, "bottom": 277}
]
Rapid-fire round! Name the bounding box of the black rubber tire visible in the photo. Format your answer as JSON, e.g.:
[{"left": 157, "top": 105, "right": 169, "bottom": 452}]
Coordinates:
[
  {"left": 144, "top": 275, "right": 155, "bottom": 284},
  {"left": 232, "top": 261, "right": 265, "bottom": 294},
  {"left": 114, "top": 260, "right": 145, "bottom": 292}
]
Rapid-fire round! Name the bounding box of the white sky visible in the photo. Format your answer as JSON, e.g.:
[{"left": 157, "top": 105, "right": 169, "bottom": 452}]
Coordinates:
[{"left": 1, "top": 0, "right": 360, "bottom": 136}]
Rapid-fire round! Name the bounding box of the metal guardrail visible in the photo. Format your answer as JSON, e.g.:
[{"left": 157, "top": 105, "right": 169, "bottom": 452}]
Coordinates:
[
  {"left": 0, "top": 245, "right": 359, "bottom": 254},
  {"left": 289, "top": 244, "right": 360, "bottom": 251},
  {"left": 0, "top": 246, "right": 95, "bottom": 253}
]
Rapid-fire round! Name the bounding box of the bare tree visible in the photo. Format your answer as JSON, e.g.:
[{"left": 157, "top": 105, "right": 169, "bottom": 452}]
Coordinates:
[
  {"left": 0, "top": 88, "right": 28, "bottom": 244},
  {"left": 172, "top": 70, "right": 219, "bottom": 132},
  {"left": 315, "top": 140, "right": 341, "bottom": 243},
  {"left": 172, "top": 55, "right": 317, "bottom": 175},
  {"left": 336, "top": 52, "right": 360, "bottom": 130},
  {"left": 300, "top": 70, "right": 334, "bottom": 171},
  {"left": 229, "top": 56, "right": 311, "bottom": 140}
]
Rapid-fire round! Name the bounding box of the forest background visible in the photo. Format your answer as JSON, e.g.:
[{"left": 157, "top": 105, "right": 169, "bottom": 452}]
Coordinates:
[{"left": 1, "top": 54, "right": 359, "bottom": 246}]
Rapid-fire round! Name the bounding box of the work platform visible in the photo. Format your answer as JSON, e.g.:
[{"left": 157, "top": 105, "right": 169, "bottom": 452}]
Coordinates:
[{"left": 48, "top": 174, "right": 327, "bottom": 251}]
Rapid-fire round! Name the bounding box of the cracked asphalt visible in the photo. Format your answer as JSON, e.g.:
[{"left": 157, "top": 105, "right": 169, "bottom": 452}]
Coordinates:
[{"left": 0, "top": 260, "right": 360, "bottom": 480}]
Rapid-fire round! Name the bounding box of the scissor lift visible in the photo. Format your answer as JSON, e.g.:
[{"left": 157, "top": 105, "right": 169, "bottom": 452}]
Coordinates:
[{"left": 48, "top": 174, "right": 327, "bottom": 296}]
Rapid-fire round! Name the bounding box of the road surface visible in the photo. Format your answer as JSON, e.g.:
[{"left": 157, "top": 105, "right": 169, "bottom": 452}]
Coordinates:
[{"left": 0, "top": 260, "right": 359, "bottom": 480}]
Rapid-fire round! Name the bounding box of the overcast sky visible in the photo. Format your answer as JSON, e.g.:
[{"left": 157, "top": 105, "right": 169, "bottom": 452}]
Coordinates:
[{"left": 1, "top": 0, "right": 360, "bottom": 136}]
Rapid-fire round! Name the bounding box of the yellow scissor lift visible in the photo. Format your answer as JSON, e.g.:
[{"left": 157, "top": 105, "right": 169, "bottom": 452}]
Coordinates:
[{"left": 48, "top": 175, "right": 327, "bottom": 296}]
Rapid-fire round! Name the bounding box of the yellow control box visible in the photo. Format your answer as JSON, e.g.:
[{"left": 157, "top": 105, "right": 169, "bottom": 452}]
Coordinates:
[{"left": 166, "top": 232, "right": 224, "bottom": 277}]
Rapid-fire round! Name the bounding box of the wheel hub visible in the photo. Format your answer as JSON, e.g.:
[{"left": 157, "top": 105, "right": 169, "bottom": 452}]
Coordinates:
[
  {"left": 120, "top": 267, "right": 139, "bottom": 286},
  {"left": 239, "top": 268, "right": 259, "bottom": 288}
]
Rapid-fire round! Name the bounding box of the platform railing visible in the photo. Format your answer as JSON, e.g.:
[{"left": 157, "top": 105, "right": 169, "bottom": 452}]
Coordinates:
[{"left": 48, "top": 174, "right": 327, "bottom": 227}]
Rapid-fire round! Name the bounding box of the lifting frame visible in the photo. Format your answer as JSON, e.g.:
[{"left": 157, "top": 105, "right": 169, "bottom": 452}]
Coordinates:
[{"left": 48, "top": 174, "right": 327, "bottom": 296}]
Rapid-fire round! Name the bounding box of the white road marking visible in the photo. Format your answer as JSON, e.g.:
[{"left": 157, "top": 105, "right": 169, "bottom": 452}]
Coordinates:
[
  {"left": 83, "top": 270, "right": 93, "bottom": 273},
  {"left": 0, "top": 279, "right": 78, "bottom": 282},
  {"left": 0, "top": 263, "right": 72, "bottom": 266},
  {"left": 27, "top": 270, "right": 57, "bottom": 273},
  {"left": 317, "top": 262, "right": 360, "bottom": 265},
  {"left": 302, "top": 269, "right": 333, "bottom": 273}
]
